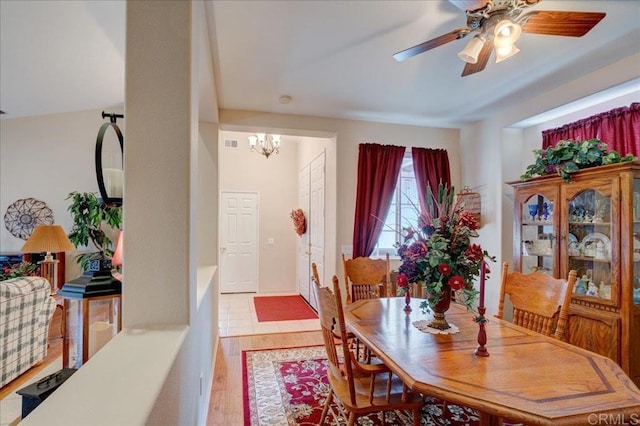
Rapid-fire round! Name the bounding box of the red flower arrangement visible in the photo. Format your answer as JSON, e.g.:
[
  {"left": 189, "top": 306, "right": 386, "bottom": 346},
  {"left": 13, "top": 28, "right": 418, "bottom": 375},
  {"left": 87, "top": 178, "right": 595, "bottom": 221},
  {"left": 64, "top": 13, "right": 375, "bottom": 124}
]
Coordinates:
[{"left": 395, "top": 184, "right": 494, "bottom": 313}]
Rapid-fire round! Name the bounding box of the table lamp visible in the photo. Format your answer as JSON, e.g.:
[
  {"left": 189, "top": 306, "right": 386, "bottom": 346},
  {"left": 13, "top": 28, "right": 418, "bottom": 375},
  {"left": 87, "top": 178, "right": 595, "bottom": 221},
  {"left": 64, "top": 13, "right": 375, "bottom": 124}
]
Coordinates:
[{"left": 21, "top": 224, "right": 74, "bottom": 294}]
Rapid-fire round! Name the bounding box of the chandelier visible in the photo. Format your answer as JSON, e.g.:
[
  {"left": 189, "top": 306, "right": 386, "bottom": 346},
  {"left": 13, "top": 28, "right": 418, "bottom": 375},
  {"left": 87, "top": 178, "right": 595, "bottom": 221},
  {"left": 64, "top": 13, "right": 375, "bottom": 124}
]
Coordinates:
[{"left": 248, "top": 133, "right": 280, "bottom": 159}]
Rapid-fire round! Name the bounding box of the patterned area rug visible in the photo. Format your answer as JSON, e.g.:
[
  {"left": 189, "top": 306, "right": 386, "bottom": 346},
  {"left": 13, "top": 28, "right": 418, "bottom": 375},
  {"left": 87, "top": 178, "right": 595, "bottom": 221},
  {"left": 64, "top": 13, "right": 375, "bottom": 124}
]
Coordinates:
[{"left": 243, "top": 345, "right": 481, "bottom": 426}]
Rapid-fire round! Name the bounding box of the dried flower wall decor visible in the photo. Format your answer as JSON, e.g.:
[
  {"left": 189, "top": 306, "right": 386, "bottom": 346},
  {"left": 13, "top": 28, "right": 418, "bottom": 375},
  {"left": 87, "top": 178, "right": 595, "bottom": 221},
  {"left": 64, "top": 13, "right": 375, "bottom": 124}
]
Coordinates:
[{"left": 290, "top": 209, "right": 306, "bottom": 236}]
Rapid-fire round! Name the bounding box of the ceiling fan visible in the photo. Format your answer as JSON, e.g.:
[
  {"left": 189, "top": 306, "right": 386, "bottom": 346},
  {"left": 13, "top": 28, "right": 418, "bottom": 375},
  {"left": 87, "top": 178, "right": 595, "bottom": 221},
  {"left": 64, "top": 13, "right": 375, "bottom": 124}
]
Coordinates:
[{"left": 393, "top": 0, "right": 605, "bottom": 76}]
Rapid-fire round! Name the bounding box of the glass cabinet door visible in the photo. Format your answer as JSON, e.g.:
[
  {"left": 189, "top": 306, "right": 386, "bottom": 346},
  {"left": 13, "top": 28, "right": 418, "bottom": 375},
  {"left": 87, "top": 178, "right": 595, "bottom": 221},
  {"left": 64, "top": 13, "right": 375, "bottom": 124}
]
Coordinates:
[
  {"left": 567, "top": 188, "right": 614, "bottom": 304},
  {"left": 520, "top": 194, "right": 556, "bottom": 275}
]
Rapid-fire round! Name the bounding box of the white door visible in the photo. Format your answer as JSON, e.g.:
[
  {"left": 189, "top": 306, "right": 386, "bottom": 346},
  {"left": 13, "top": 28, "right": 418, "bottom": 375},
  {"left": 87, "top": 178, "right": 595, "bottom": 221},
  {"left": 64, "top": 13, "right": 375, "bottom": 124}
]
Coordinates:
[
  {"left": 297, "top": 152, "right": 325, "bottom": 311},
  {"left": 220, "top": 192, "right": 258, "bottom": 293},
  {"left": 297, "top": 165, "right": 311, "bottom": 302},
  {"left": 308, "top": 153, "right": 325, "bottom": 310}
]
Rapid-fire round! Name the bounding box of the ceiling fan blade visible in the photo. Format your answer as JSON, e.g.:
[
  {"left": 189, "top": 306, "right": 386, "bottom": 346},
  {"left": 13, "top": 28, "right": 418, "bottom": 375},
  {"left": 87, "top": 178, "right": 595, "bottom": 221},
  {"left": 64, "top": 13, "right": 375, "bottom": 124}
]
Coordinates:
[
  {"left": 393, "top": 29, "right": 469, "bottom": 62},
  {"left": 447, "top": 0, "right": 488, "bottom": 12},
  {"left": 521, "top": 11, "right": 606, "bottom": 37},
  {"left": 461, "top": 38, "right": 493, "bottom": 77}
]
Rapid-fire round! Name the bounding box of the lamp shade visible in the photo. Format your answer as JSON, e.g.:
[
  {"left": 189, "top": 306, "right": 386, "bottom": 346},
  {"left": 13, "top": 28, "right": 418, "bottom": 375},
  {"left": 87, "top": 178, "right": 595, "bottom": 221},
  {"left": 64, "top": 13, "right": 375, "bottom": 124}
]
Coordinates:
[
  {"left": 494, "top": 20, "right": 522, "bottom": 46},
  {"left": 112, "top": 230, "right": 123, "bottom": 267},
  {"left": 21, "top": 225, "right": 74, "bottom": 255},
  {"left": 457, "top": 35, "right": 485, "bottom": 64},
  {"left": 495, "top": 44, "right": 520, "bottom": 63}
]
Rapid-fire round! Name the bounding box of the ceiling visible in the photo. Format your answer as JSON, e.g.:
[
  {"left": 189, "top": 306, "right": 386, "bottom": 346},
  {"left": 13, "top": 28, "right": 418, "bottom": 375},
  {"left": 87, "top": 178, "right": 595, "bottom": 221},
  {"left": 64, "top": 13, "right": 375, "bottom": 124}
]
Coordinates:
[{"left": 1, "top": 1, "right": 638, "bottom": 128}]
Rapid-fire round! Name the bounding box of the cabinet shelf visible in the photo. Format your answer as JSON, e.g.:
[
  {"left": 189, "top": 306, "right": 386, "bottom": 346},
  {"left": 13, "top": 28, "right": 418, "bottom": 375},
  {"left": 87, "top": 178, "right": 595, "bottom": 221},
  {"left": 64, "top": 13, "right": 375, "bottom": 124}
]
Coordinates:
[{"left": 569, "top": 256, "right": 611, "bottom": 263}]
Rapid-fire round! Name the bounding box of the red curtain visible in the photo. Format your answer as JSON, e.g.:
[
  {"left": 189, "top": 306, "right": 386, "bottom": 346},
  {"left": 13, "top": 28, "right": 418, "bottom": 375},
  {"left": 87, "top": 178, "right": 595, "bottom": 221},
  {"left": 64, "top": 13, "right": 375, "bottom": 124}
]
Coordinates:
[
  {"left": 542, "top": 102, "right": 640, "bottom": 156},
  {"left": 411, "top": 148, "right": 451, "bottom": 214},
  {"left": 352, "top": 143, "right": 405, "bottom": 258}
]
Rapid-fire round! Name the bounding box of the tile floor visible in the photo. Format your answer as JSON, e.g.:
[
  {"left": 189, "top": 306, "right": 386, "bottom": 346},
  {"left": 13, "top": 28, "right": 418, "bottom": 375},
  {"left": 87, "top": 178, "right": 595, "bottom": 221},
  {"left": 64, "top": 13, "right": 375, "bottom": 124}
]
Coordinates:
[
  {"left": 218, "top": 292, "right": 320, "bottom": 337},
  {"left": 0, "top": 357, "right": 62, "bottom": 426}
]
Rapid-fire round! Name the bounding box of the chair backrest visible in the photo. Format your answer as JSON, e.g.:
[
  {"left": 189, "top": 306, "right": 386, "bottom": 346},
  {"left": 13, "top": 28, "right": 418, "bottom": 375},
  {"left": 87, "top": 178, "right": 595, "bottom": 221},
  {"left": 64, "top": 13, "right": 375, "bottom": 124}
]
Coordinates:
[
  {"left": 342, "top": 253, "right": 391, "bottom": 303},
  {"left": 312, "top": 275, "right": 357, "bottom": 404},
  {"left": 497, "top": 262, "right": 576, "bottom": 341},
  {"left": 311, "top": 262, "right": 320, "bottom": 286}
]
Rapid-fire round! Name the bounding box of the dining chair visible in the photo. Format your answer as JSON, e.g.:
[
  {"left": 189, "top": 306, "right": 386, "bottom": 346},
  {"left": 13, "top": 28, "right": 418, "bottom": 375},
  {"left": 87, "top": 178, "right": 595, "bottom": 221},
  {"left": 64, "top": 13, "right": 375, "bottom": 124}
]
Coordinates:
[
  {"left": 342, "top": 253, "right": 392, "bottom": 304},
  {"left": 496, "top": 262, "right": 577, "bottom": 341},
  {"left": 312, "top": 275, "right": 423, "bottom": 426}
]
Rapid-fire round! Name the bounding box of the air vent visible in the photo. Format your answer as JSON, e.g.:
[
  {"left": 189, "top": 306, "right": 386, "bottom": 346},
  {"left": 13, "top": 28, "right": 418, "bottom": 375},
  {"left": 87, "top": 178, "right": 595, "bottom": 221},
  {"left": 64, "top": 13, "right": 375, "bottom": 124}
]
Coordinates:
[{"left": 224, "top": 139, "right": 238, "bottom": 148}]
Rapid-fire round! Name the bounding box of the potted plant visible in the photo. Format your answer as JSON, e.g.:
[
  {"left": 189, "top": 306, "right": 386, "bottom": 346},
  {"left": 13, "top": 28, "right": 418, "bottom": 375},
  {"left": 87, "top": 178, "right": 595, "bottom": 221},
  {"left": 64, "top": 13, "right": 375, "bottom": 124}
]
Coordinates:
[
  {"left": 521, "top": 138, "right": 635, "bottom": 182},
  {"left": 66, "top": 191, "right": 122, "bottom": 270}
]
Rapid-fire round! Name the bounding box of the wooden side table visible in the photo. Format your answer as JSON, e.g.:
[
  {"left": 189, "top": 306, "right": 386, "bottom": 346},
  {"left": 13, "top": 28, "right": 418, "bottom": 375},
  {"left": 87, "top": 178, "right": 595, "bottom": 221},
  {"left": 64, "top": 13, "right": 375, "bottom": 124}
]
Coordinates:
[{"left": 52, "top": 294, "right": 65, "bottom": 339}]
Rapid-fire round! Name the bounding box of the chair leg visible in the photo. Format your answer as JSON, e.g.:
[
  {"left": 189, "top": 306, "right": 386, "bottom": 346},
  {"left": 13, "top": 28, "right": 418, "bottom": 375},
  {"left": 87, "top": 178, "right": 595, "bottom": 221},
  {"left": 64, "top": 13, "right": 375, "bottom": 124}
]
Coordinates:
[
  {"left": 412, "top": 407, "right": 420, "bottom": 426},
  {"left": 320, "top": 390, "right": 333, "bottom": 424},
  {"left": 348, "top": 412, "right": 356, "bottom": 426}
]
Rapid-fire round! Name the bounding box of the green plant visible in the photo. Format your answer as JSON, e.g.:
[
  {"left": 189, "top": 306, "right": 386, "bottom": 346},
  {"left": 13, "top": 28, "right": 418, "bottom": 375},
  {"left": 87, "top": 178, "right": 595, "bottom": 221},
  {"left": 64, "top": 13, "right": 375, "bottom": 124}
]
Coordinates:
[
  {"left": 0, "top": 261, "right": 40, "bottom": 281},
  {"left": 521, "top": 138, "right": 636, "bottom": 182},
  {"left": 66, "top": 191, "right": 122, "bottom": 270}
]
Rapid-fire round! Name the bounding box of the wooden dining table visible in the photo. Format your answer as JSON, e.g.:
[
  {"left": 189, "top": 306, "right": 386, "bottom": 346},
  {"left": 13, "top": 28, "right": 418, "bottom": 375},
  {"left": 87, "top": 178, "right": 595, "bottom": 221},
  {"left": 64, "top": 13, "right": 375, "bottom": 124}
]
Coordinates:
[{"left": 343, "top": 297, "right": 640, "bottom": 425}]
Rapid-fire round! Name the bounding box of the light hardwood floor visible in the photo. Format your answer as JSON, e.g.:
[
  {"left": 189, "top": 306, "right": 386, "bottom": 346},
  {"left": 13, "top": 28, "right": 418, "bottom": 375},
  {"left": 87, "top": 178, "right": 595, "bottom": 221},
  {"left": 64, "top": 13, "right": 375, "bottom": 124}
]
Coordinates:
[{"left": 207, "top": 331, "right": 324, "bottom": 425}]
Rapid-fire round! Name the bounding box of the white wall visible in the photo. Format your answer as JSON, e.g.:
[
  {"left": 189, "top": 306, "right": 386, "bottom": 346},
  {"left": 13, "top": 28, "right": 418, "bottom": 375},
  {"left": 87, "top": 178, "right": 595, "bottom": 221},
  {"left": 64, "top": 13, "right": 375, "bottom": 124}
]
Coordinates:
[
  {"left": 219, "top": 110, "right": 461, "bottom": 278},
  {"left": 218, "top": 130, "right": 298, "bottom": 293},
  {"left": 0, "top": 108, "right": 123, "bottom": 279},
  {"left": 22, "top": 3, "right": 219, "bottom": 426}
]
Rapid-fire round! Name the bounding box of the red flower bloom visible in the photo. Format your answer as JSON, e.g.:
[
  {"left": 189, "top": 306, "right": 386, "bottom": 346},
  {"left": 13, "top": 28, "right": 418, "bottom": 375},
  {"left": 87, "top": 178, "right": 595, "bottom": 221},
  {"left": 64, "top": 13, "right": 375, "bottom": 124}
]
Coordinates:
[
  {"left": 396, "top": 273, "right": 409, "bottom": 288},
  {"left": 438, "top": 263, "right": 451, "bottom": 275},
  {"left": 448, "top": 275, "right": 465, "bottom": 291},
  {"left": 465, "top": 244, "right": 484, "bottom": 262},
  {"left": 458, "top": 211, "right": 479, "bottom": 230}
]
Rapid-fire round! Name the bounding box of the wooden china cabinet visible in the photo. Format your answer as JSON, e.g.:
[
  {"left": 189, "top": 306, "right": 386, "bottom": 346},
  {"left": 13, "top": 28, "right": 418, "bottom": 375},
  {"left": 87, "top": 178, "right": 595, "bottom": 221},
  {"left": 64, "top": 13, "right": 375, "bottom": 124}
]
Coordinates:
[{"left": 509, "top": 162, "right": 640, "bottom": 386}]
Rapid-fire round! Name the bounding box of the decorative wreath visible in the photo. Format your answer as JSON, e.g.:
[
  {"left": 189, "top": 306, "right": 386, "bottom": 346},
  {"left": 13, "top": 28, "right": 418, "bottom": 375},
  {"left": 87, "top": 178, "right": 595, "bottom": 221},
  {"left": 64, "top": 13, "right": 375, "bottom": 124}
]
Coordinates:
[
  {"left": 290, "top": 209, "right": 306, "bottom": 236},
  {"left": 4, "top": 198, "right": 54, "bottom": 240}
]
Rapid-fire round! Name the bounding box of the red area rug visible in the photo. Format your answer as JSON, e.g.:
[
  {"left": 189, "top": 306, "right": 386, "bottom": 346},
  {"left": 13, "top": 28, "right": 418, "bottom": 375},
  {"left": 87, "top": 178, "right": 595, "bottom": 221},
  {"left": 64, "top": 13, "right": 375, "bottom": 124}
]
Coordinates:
[
  {"left": 242, "top": 345, "right": 481, "bottom": 426},
  {"left": 253, "top": 295, "right": 318, "bottom": 322}
]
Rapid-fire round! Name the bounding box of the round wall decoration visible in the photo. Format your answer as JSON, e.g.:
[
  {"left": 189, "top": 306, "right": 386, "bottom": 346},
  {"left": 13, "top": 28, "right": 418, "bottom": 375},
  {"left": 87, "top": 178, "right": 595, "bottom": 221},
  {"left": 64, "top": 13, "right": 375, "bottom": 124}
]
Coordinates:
[{"left": 4, "top": 198, "right": 54, "bottom": 240}]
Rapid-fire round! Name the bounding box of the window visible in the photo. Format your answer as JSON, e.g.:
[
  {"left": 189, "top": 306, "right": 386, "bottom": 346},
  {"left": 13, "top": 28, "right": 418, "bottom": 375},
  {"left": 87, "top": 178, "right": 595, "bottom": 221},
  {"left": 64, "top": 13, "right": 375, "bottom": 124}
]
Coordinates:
[{"left": 372, "top": 154, "right": 419, "bottom": 257}]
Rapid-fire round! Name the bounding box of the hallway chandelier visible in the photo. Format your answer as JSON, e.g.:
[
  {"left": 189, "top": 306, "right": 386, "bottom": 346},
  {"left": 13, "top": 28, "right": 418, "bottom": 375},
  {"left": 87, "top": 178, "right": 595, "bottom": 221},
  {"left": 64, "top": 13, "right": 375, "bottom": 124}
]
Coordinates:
[{"left": 248, "top": 133, "right": 280, "bottom": 159}]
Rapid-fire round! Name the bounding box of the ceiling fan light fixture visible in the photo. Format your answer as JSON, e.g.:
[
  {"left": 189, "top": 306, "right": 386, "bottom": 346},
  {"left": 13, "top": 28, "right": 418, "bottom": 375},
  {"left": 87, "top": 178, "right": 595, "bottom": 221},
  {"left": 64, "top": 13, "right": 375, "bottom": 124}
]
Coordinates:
[
  {"left": 495, "top": 44, "right": 520, "bottom": 63},
  {"left": 494, "top": 20, "right": 522, "bottom": 46},
  {"left": 457, "top": 35, "right": 485, "bottom": 64}
]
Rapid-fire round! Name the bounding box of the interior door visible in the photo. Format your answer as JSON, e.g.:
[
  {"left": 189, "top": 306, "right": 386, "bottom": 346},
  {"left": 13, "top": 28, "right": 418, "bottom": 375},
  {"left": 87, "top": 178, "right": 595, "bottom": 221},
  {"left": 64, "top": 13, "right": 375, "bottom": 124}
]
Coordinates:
[
  {"left": 308, "top": 152, "right": 325, "bottom": 310},
  {"left": 297, "top": 165, "right": 311, "bottom": 302},
  {"left": 220, "top": 191, "right": 258, "bottom": 293}
]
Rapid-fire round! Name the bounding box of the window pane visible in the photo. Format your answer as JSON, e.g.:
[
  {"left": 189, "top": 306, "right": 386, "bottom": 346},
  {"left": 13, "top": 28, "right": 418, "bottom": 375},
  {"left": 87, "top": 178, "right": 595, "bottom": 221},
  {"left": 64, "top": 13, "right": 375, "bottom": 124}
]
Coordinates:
[
  {"left": 377, "top": 230, "right": 396, "bottom": 251},
  {"left": 402, "top": 208, "right": 419, "bottom": 229},
  {"left": 374, "top": 152, "right": 421, "bottom": 255}
]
